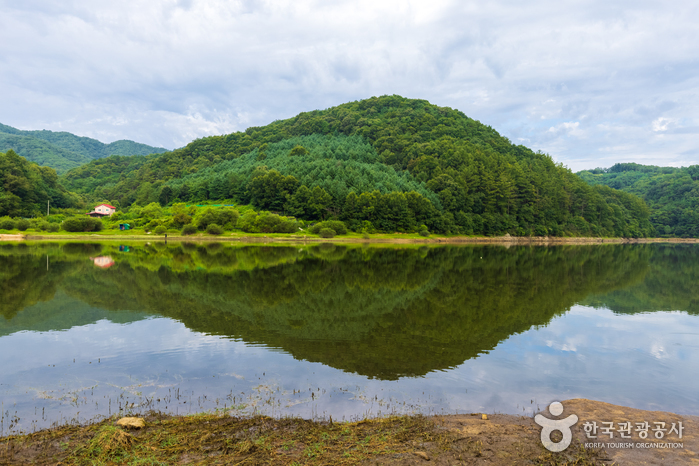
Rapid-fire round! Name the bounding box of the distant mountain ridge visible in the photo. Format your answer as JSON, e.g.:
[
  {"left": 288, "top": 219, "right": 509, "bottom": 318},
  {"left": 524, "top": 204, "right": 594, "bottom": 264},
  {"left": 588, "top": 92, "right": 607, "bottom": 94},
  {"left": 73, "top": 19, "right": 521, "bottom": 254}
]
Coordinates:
[
  {"left": 578, "top": 163, "right": 699, "bottom": 237},
  {"left": 0, "top": 122, "right": 168, "bottom": 173}
]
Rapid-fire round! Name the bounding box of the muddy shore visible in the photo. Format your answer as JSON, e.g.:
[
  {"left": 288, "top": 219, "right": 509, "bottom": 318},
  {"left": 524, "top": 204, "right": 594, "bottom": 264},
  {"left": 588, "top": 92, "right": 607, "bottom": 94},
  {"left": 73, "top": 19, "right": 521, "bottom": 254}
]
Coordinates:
[{"left": 1, "top": 399, "right": 696, "bottom": 465}]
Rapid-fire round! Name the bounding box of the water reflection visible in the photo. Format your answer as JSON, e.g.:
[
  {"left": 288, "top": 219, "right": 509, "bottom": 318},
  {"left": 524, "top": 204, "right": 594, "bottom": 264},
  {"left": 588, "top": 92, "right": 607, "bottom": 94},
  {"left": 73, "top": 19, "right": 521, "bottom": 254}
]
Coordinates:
[{"left": 0, "top": 242, "right": 698, "bottom": 433}]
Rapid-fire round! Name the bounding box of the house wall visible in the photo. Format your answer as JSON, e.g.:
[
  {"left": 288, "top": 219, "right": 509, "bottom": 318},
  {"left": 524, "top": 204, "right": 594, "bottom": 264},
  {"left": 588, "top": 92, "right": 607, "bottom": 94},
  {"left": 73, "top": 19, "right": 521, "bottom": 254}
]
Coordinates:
[{"left": 96, "top": 205, "right": 116, "bottom": 216}]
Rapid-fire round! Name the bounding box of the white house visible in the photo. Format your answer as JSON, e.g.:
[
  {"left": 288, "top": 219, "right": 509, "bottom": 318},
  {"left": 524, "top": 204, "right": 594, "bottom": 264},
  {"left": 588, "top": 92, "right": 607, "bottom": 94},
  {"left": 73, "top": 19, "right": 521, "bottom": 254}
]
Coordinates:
[{"left": 86, "top": 204, "right": 116, "bottom": 217}]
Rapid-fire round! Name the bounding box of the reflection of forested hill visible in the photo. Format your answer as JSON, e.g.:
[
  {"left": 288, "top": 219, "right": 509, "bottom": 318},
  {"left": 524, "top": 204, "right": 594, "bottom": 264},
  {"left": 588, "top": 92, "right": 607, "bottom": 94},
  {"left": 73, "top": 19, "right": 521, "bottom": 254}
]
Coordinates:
[
  {"left": 1, "top": 242, "right": 677, "bottom": 379},
  {"left": 0, "top": 291, "right": 150, "bottom": 337},
  {"left": 581, "top": 244, "right": 699, "bottom": 315}
]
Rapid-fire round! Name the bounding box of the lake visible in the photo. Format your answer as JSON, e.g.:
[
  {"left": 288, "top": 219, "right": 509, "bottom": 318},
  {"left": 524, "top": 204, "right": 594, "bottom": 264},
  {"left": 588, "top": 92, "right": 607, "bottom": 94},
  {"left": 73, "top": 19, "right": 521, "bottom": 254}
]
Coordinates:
[{"left": 1, "top": 241, "right": 698, "bottom": 435}]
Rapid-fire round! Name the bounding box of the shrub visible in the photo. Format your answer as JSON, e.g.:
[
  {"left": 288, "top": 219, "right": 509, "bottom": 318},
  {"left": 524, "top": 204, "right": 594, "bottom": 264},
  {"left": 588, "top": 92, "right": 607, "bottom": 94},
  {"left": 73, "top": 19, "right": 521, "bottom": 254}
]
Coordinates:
[
  {"left": 48, "top": 223, "right": 60, "bottom": 233},
  {"left": 0, "top": 218, "right": 16, "bottom": 230},
  {"left": 319, "top": 228, "right": 336, "bottom": 238},
  {"left": 154, "top": 225, "right": 167, "bottom": 235},
  {"left": 196, "top": 207, "right": 239, "bottom": 230},
  {"left": 145, "top": 220, "right": 160, "bottom": 231},
  {"left": 61, "top": 217, "right": 104, "bottom": 232},
  {"left": 172, "top": 212, "right": 192, "bottom": 228},
  {"left": 206, "top": 223, "right": 224, "bottom": 235},
  {"left": 419, "top": 229, "right": 430, "bottom": 237},
  {"left": 87, "top": 218, "right": 105, "bottom": 232},
  {"left": 238, "top": 211, "right": 259, "bottom": 233},
  {"left": 17, "top": 219, "right": 30, "bottom": 231},
  {"left": 38, "top": 221, "right": 51, "bottom": 231},
  {"left": 309, "top": 220, "right": 347, "bottom": 235},
  {"left": 239, "top": 211, "right": 298, "bottom": 233},
  {"left": 360, "top": 220, "right": 376, "bottom": 234},
  {"left": 181, "top": 224, "right": 197, "bottom": 236}
]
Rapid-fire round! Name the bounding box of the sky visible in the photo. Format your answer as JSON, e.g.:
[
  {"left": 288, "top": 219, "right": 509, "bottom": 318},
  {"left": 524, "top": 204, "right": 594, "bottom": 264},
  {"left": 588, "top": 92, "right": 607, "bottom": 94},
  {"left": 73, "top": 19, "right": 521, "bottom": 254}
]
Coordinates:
[{"left": 1, "top": 0, "right": 698, "bottom": 171}]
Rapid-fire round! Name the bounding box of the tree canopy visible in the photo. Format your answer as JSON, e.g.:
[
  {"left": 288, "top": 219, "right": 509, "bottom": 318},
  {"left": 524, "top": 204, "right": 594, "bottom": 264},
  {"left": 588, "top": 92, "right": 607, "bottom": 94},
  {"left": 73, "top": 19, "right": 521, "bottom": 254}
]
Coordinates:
[
  {"left": 578, "top": 163, "right": 699, "bottom": 237},
  {"left": 0, "top": 149, "right": 79, "bottom": 217}
]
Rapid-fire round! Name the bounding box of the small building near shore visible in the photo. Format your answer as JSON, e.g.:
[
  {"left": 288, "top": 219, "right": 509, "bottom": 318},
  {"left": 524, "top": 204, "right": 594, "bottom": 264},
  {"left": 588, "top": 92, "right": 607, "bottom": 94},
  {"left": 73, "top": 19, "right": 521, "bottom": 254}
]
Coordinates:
[{"left": 86, "top": 204, "right": 116, "bottom": 218}]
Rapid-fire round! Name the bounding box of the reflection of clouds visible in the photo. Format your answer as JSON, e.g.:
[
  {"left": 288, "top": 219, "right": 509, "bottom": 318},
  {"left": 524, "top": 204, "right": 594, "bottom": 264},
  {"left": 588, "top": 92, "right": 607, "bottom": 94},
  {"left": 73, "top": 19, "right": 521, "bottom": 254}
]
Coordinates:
[
  {"left": 650, "top": 343, "right": 668, "bottom": 360},
  {"left": 439, "top": 306, "right": 699, "bottom": 416}
]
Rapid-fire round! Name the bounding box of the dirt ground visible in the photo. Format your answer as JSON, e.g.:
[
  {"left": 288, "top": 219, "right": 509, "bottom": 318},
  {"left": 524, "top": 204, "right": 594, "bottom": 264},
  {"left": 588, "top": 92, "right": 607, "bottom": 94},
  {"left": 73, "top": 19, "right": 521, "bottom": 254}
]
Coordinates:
[{"left": 0, "top": 399, "right": 696, "bottom": 465}]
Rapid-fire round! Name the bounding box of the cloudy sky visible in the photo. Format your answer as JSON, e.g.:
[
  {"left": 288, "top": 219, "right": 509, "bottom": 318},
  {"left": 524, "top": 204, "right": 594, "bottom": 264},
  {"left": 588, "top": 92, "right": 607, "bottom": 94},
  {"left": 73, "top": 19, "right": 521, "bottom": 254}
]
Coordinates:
[{"left": 1, "top": 0, "right": 698, "bottom": 171}]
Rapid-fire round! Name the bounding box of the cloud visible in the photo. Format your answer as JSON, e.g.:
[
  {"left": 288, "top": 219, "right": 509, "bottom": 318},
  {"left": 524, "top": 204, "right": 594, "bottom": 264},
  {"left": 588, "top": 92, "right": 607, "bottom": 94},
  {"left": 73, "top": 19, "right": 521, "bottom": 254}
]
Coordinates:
[
  {"left": 652, "top": 117, "right": 673, "bottom": 132},
  {"left": 0, "top": 0, "right": 698, "bottom": 169}
]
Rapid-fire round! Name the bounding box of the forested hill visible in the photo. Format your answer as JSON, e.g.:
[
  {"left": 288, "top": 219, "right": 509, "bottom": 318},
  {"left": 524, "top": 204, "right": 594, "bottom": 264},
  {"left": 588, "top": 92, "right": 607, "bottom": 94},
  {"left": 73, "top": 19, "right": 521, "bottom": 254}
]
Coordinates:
[
  {"left": 0, "top": 149, "right": 80, "bottom": 217},
  {"left": 578, "top": 163, "right": 699, "bottom": 237},
  {"left": 62, "top": 95, "right": 653, "bottom": 237},
  {"left": 0, "top": 122, "right": 168, "bottom": 173}
]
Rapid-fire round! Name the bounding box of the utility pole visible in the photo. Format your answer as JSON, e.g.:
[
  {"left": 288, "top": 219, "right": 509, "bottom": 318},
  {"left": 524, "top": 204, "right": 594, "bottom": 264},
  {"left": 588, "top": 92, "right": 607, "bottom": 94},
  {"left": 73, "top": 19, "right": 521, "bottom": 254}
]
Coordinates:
[{"left": 47, "top": 200, "right": 50, "bottom": 217}]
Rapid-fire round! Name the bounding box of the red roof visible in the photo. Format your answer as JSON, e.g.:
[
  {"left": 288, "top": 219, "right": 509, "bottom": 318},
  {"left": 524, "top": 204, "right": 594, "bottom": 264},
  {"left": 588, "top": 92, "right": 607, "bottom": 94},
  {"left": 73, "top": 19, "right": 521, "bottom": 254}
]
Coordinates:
[{"left": 97, "top": 204, "right": 116, "bottom": 209}]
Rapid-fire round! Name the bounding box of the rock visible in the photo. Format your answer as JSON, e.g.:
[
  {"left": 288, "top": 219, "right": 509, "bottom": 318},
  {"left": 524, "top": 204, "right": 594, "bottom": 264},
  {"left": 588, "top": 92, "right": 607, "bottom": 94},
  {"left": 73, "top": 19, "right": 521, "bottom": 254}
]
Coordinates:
[
  {"left": 116, "top": 417, "right": 146, "bottom": 429},
  {"left": 413, "top": 451, "right": 430, "bottom": 460},
  {"left": 481, "top": 414, "right": 488, "bottom": 420}
]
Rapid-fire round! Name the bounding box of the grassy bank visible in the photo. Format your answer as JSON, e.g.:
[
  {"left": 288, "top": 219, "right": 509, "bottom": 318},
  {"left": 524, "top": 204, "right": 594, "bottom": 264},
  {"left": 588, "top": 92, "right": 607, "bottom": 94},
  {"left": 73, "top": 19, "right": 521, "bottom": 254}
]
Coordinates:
[
  {"left": 0, "top": 412, "right": 607, "bottom": 466},
  {"left": 5, "top": 229, "right": 699, "bottom": 245}
]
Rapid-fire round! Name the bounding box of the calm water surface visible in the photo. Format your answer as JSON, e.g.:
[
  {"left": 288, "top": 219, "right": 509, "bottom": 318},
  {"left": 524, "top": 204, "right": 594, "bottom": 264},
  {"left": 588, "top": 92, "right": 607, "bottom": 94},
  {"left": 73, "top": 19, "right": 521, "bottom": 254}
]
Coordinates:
[{"left": 1, "top": 242, "right": 698, "bottom": 434}]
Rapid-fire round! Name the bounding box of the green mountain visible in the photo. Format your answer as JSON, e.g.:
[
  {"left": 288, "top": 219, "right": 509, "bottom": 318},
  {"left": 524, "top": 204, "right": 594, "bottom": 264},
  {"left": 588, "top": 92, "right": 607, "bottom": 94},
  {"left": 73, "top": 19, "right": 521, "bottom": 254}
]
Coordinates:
[
  {"left": 61, "top": 95, "right": 653, "bottom": 237},
  {"left": 0, "top": 149, "right": 80, "bottom": 217},
  {"left": 578, "top": 163, "right": 699, "bottom": 237},
  {"left": 0, "top": 122, "right": 168, "bottom": 173}
]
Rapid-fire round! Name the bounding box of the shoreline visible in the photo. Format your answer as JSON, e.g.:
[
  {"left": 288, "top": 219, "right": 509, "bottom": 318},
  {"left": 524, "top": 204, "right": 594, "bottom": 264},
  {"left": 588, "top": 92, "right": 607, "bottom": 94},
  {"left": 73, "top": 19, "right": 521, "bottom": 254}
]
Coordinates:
[
  {"left": 4, "top": 232, "right": 699, "bottom": 245},
  {"left": 1, "top": 399, "right": 696, "bottom": 465}
]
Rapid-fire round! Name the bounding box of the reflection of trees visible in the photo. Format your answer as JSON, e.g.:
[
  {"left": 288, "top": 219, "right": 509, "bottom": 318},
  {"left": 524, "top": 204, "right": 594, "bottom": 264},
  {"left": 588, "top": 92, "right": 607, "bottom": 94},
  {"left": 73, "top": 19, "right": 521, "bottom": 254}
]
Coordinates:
[
  {"left": 5, "top": 242, "right": 693, "bottom": 379},
  {"left": 581, "top": 244, "right": 699, "bottom": 315},
  {"left": 0, "top": 243, "right": 72, "bottom": 320},
  {"left": 59, "top": 244, "right": 651, "bottom": 379}
]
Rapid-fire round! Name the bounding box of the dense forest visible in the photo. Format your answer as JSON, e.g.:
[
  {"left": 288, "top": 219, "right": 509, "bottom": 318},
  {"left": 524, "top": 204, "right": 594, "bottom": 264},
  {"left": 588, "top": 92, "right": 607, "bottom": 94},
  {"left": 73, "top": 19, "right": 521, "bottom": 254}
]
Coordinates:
[
  {"left": 0, "top": 149, "right": 80, "bottom": 217},
  {"left": 0, "top": 122, "right": 167, "bottom": 173},
  {"left": 60, "top": 96, "right": 654, "bottom": 237},
  {"left": 0, "top": 243, "right": 661, "bottom": 378},
  {"left": 578, "top": 163, "right": 699, "bottom": 237}
]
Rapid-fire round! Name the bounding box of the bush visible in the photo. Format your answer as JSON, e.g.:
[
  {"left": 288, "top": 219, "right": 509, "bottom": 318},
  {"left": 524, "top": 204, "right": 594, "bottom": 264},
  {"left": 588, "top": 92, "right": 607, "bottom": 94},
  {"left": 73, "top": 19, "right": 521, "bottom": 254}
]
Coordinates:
[
  {"left": 181, "top": 224, "right": 197, "bottom": 236},
  {"left": 48, "top": 223, "right": 60, "bottom": 233},
  {"left": 309, "top": 220, "right": 347, "bottom": 235},
  {"left": 154, "top": 225, "right": 167, "bottom": 235},
  {"left": 0, "top": 219, "right": 16, "bottom": 230},
  {"left": 360, "top": 220, "right": 376, "bottom": 234},
  {"left": 196, "top": 207, "right": 239, "bottom": 230},
  {"left": 17, "top": 219, "right": 30, "bottom": 231},
  {"left": 206, "top": 223, "right": 224, "bottom": 235},
  {"left": 61, "top": 217, "right": 104, "bottom": 232},
  {"left": 319, "top": 228, "right": 336, "bottom": 238},
  {"left": 238, "top": 211, "right": 298, "bottom": 233},
  {"left": 172, "top": 212, "right": 192, "bottom": 228},
  {"left": 419, "top": 229, "right": 430, "bottom": 237},
  {"left": 38, "top": 221, "right": 51, "bottom": 231},
  {"left": 145, "top": 220, "right": 161, "bottom": 231}
]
